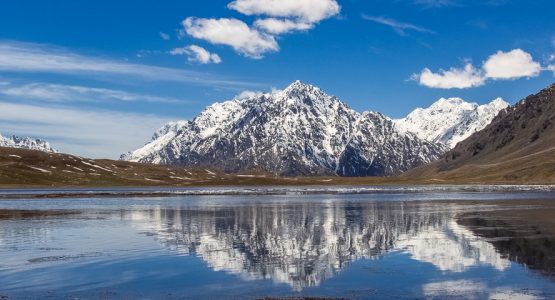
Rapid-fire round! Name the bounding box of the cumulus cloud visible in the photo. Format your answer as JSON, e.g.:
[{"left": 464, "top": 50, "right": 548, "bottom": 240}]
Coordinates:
[
  {"left": 362, "top": 15, "right": 434, "bottom": 36},
  {"left": 412, "top": 63, "right": 485, "bottom": 89},
  {"left": 180, "top": 0, "right": 339, "bottom": 57},
  {"left": 227, "top": 0, "right": 340, "bottom": 23},
  {"left": 0, "top": 83, "right": 185, "bottom": 104},
  {"left": 170, "top": 45, "right": 222, "bottom": 64},
  {"left": 483, "top": 49, "right": 541, "bottom": 79},
  {"left": 413, "top": 49, "right": 547, "bottom": 89},
  {"left": 254, "top": 18, "right": 313, "bottom": 35},
  {"left": 182, "top": 17, "right": 278, "bottom": 58}
]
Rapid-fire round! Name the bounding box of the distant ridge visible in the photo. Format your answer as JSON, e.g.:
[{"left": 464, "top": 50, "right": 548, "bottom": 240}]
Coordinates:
[
  {"left": 0, "top": 133, "right": 57, "bottom": 153},
  {"left": 395, "top": 97, "right": 509, "bottom": 149},
  {"left": 404, "top": 83, "right": 555, "bottom": 183}
]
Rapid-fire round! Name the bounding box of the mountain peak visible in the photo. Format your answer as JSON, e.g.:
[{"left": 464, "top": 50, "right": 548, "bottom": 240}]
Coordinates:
[
  {"left": 123, "top": 82, "right": 444, "bottom": 176},
  {"left": 396, "top": 96, "right": 508, "bottom": 148},
  {"left": 488, "top": 97, "right": 509, "bottom": 108},
  {"left": 284, "top": 80, "right": 318, "bottom": 93},
  {"left": 405, "top": 82, "right": 555, "bottom": 182},
  {"left": 0, "top": 132, "right": 57, "bottom": 153}
]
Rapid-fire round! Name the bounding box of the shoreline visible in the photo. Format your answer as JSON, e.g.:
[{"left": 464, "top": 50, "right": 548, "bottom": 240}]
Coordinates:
[{"left": 1, "top": 184, "right": 555, "bottom": 199}]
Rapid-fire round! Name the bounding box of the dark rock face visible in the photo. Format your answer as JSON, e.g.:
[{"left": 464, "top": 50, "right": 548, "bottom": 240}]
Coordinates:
[
  {"left": 122, "top": 81, "right": 446, "bottom": 176},
  {"left": 403, "top": 82, "right": 555, "bottom": 182},
  {"left": 442, "top": 83, "right": 555, "bottom": 166}
]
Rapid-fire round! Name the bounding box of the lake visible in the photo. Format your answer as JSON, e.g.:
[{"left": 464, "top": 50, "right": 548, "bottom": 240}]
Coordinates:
[{"left": 1, "top": 188, "right": 555, "bottom": 299}]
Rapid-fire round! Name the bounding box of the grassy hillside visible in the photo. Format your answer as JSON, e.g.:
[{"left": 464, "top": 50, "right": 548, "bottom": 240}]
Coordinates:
[
  {"left": 404, "top": 83, "right": 555, "bottom": 184},
  {"left": 0, "top": 146, "right": 399, "bottom": 187}
]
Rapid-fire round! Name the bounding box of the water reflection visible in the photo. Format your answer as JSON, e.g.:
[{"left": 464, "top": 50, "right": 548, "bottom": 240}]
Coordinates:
[
  {"left": 125, "top": 201, "right": 510, "bottom": 289},
  {"left": 459, "top": 216, "right": 555, "bottom": 279}
]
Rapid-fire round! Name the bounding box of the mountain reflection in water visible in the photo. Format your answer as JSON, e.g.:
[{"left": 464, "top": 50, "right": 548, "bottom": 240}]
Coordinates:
[{"left": 125, "top": 201, "right": 510, "bottom": 290}]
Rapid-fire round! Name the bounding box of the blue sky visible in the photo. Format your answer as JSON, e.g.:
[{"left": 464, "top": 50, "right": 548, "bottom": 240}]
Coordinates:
[{"left": 0, "top": 0, "right": 554, "bottom": 158}]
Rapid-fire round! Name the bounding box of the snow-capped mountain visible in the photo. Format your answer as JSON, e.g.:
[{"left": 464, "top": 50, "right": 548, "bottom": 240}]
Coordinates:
[
  {"left": 395, "top": 97, "right": 509, "bottom": 148},
  {"left": 0, "top": 133, "right": 57, "bottom": 153},
  {"left": 122, "top": 81, "right": 446, "bottom": 176}
]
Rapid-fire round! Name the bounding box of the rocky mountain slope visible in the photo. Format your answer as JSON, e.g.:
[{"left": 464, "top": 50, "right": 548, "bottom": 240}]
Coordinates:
[
  {"left": 0, "top": 133, "right": 57, "bottom": 153},
  {"left": 395, "top": 97, "right": 509, "bottom": 148},
  {"left": 404, "top": 83, "right": 555, "bottom": 183},
  {"left": 123, "top": 81, "right": 446, "bottom": 176}
]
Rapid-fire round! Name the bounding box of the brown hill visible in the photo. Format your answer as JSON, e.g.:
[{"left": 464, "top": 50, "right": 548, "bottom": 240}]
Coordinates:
[
  {"left": 0, "top": 146, "right": 395, "bottom": 187},
  {"left": 404, "top": 83, "right": 555, "bottom": 184},
  {"left": 0, "top": 146, "right": 231, "bottom": 187}
]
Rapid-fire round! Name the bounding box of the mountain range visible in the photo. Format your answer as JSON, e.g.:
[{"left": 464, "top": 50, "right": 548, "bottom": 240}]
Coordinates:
[
  {"left": 3, "top": 81, "right": 554, "bottom": 184},
  {"left": 395, "top": 97, "right": 509, "bottom": 148},
  {"left": 123, "top": 81, "right": 507, "bottom": 177},
  {"left": 0, "top": 133, "right": 57, "bottom": 153},
  {"left": 405, "top": 83, "right": 555, "bottom": 183}
]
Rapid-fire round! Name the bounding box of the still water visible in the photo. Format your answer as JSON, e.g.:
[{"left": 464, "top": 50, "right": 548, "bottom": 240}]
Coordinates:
[{"left": 1, "top": 191, "right": 555, "bottom": 299}]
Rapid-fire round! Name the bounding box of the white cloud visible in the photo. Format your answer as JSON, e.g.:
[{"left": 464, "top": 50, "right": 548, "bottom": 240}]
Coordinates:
[
  {"left": 483, "top": 49, "right": 541, "bottom": 79},
  {"left": 254, "top": 18, "right": 313, "bottom": 35},
  {"left": 362, "top": 15, "right": 435, "bottom": 35},
  {"left": 412, "top": 63, "right": 486, "bottom": 89},
  {"left": 235, "top": 88, "right": 281, "bottom": 99},
  {"left": 170, "top": 45, "right": 222, "bottom": 64},
  {"left": 228, "top": 0, "right": 340, "bottom": 23},
  {"left": 0, "top": 83, "right": 185, "bottom": 104},
  {"left": 0, "top": 101, "right": 173, "bottom": 159},
  {"left": 181, "top": 0, "right": 339, "bottom": 57},
  {"left": 235, "top": 90, "right": 264, "bottom": 99},
  {"left": 182, "top": 17, "right": 278, "bottom": 59},
  {"left": 159, "top": 32, "right": 171, "bottom": 40},
  {"left": 414, "top": 0, "right": 458, "bottom": 8},
  {"left": 0, "top": 41, "right": 249, "bottom": 88},
  {"left": 413, "top": 48, "right": 548, "bottom": 89}
]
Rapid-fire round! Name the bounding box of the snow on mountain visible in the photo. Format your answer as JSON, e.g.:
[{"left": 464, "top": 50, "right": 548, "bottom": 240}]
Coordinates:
[
  {"left": 122, "top": 80, "right": 446, "bottom": 176},
  {"left": 0, "top": 133, "right": 57, "bottom": 153},
  {"left": 395, "top": 97, "right": 509, "bottom": 149}
]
